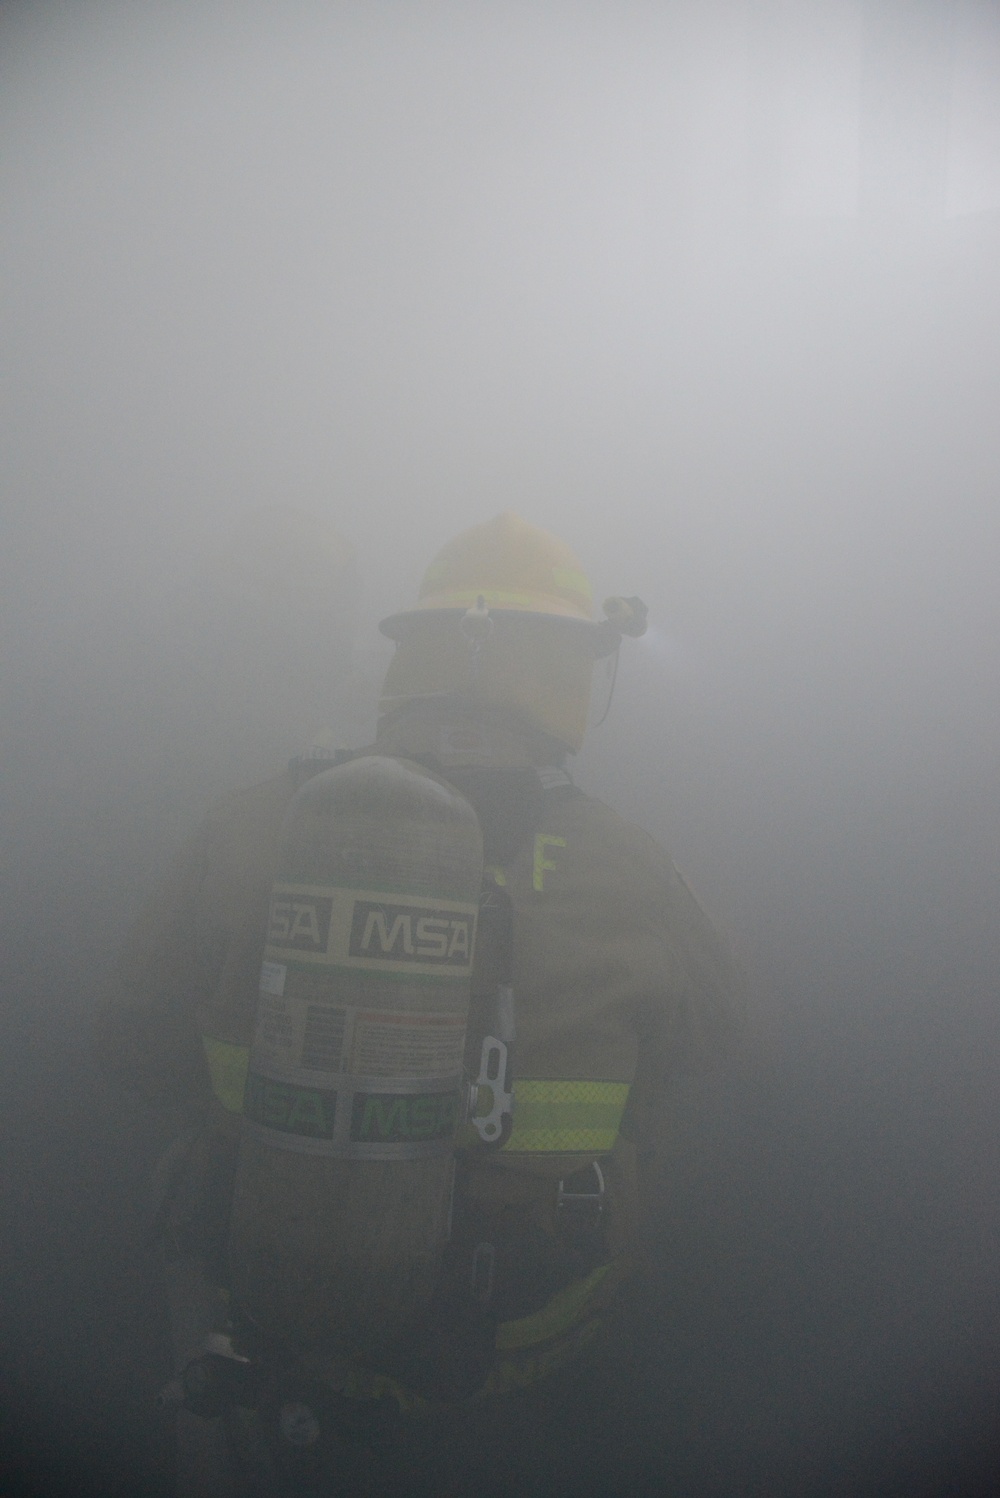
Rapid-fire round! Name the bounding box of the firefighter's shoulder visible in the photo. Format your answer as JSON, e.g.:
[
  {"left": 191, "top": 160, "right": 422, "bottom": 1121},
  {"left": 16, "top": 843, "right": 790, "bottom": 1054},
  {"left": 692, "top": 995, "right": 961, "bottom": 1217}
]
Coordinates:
[
  {"left": 533, "top": 784, "right": 685, "bottom": 909},
  {"left": 545, "top": 787, "right": 741, "bottom": 1027}
]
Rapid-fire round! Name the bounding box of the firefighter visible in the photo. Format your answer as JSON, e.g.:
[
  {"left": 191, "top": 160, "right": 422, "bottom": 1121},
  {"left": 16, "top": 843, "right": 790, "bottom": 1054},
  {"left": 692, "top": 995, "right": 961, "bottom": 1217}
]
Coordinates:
[{"left": 98, "top": 511, "right": 739, "bottom": 1496}]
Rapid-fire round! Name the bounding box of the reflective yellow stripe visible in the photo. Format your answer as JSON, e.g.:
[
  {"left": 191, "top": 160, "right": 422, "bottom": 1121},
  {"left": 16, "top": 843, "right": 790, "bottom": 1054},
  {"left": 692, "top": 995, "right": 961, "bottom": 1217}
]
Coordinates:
[
  {"left": 495, "top": 1264, "right": 609, "bottom": 1351},
  {"left": 532, "top": 833, "right": 566, "bottom": 891},
  {"left": 502, "top": 1079, "right": 630, "bottom": 1154},
  {"left": 483, "top": 1316, "right": 602, "bottom": 1397},
  {"left": 202, "top": 1036, "right": 250, "bottom": 1114}
]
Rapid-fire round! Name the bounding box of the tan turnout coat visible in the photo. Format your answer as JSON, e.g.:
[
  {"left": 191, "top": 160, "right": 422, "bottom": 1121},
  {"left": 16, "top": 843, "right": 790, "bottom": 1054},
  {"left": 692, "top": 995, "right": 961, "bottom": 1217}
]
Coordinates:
[{"left": 103, "top": 724, "right": 738, "bottom": 1391}]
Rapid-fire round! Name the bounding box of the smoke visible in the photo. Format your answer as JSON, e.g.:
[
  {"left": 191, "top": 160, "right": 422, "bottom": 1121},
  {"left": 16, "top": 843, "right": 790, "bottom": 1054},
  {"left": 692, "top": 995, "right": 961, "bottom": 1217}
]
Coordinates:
[{"left": 2, "top": 1, "right": 999, "bottom": 1493}]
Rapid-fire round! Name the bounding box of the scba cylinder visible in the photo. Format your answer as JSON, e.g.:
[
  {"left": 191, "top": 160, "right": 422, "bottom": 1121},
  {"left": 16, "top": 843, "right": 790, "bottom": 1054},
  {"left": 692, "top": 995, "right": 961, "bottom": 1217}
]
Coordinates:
[{"left": 228, "top": 756, "right": 483, "bottom": 1358}]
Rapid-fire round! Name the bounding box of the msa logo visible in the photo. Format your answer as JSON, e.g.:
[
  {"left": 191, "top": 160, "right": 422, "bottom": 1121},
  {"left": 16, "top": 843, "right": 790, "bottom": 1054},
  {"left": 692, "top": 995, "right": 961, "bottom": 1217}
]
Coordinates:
[
  {"left": 244, "top": 1074, "right": 337, "bottom": 1139},
  {"left": 348, "top": 900, "right": 472, "bottom": 967},
  {"left": 351, "top": 1089, "right": 461, "bottom": 1145},
  {"left": 267, "top": 895, "right": 333, "bottom": 953}
]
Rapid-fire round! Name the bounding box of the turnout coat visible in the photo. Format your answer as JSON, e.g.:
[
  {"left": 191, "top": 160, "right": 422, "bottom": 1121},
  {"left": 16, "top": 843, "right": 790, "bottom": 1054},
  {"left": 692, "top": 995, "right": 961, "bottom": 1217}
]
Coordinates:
[{"left": 101, "top": 711, "right": 738, "bottom": 1398}]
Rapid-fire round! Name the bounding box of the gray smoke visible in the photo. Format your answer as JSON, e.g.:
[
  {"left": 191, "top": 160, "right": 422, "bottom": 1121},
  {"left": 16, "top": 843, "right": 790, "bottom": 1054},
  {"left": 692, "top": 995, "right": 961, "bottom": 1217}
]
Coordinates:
[{"left": 2, "top": 2, "right": 999, "bottom": 1493}]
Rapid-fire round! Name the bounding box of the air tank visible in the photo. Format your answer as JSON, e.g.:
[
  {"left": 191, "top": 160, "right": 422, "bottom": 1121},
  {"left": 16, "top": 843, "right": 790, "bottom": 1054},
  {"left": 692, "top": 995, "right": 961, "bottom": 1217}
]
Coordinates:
[{"left": 227, "top": 756, "right": 482, "bottom": 1359}]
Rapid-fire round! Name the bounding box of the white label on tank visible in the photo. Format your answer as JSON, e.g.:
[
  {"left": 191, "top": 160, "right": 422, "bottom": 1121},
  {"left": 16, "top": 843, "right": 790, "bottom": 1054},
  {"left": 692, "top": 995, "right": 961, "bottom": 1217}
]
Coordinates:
[
  {"left": 351, "top": 1012, "right": 466, "bottom": 1078},
  {"left": 259, "top": 961, "right": 287, "bottom": 996}
]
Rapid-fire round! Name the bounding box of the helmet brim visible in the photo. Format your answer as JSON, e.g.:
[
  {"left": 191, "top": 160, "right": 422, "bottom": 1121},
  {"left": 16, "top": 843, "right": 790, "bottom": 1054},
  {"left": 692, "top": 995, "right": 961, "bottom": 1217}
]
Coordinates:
[{"left": 379, "top": 606, "right": 602, "bottom": 644}]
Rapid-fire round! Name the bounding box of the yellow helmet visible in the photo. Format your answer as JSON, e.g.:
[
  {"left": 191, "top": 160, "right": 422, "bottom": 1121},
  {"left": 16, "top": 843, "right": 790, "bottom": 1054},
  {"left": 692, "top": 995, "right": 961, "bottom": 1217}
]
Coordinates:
[
  {"left": 379, "top": 510, "right": 594, "bottom": 636},
  {"left": 379, "top": 513, "right": 642, "bottom": 753}
]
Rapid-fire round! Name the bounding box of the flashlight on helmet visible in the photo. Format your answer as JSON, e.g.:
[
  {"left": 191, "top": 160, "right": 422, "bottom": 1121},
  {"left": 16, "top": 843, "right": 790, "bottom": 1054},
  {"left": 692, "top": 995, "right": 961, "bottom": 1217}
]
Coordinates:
[{"left": 593, "top": 596, "right": 648, "bottom": 657}]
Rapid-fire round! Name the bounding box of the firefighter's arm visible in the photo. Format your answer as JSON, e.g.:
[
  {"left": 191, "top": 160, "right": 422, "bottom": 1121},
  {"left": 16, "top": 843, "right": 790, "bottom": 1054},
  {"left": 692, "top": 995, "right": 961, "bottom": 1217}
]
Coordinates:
[{"left": 627, "top": 855, "right": 744, "bottom": 1215}]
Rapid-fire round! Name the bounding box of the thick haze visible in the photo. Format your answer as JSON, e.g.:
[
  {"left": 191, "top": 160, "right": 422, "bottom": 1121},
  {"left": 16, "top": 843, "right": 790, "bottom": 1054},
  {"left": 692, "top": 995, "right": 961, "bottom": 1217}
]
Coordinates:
[{"left": 2, "top": 2, "right": 1000, "bottom": 1494}]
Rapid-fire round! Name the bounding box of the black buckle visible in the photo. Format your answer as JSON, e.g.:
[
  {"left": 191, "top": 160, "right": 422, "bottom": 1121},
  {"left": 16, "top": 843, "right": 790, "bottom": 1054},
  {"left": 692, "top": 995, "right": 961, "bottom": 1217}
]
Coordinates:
[{"left": 556, "top": 1160, "right": 605, "bottom": 1217}]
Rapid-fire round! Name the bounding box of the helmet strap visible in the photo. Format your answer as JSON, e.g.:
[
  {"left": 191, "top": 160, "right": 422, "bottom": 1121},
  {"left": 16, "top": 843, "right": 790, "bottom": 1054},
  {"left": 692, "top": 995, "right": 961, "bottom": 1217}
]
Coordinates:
[{"left": 591, "top": 644, "right": 621, "bottom": 728}]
